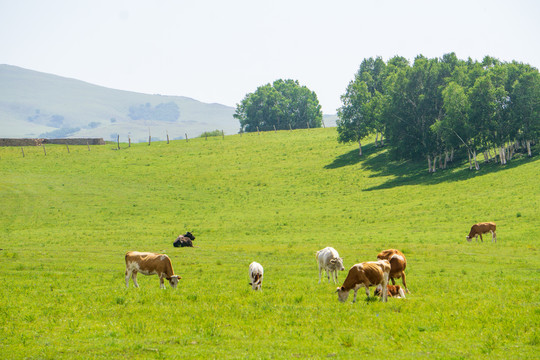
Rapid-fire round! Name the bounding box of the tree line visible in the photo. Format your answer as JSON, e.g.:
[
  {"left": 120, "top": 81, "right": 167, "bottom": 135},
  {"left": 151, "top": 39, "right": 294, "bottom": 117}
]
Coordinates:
[{"left": 337, "top": 53, "right": 539, "bottom": 171}]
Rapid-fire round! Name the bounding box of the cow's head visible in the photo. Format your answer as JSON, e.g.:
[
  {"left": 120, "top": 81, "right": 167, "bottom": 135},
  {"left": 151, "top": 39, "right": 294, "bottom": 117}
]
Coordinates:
[
  {"left": 466, "top": 235, "right": 472, "bottom": 242},
  {"left": 183, "top": 232, "right": 195, "bottom": 241},
  {"left": 336, "top": 286, "right": 350, "bottom": 302},
  {"left": 330, "top": 257, "right": 345, "bottom": 271},
  {"left": 168, "top": 275, "right": 182, "bottom": 288}
]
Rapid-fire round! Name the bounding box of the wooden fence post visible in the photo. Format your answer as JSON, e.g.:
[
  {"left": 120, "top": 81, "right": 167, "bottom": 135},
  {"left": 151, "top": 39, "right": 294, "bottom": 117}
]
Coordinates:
[
  {"left": 257, "top": 126, "right": 260, "bottom": 135},
  {"left": 289, "top": 124, "right": 292, "bottom": 132},
  {"left": 148, "top": 128, "right": 151, "bottom": 146},
  {"left": 222, "top": 130, "right": 224, "bottom": 139},
  {"left": 167, "top": 131, "right": 170, "bottom": 144},
  {"left": 43, "top": 144, "right": 47, "bottom": 156},
  {"left": 273, "top": 125, "right": 277, "bottom": 133},
  {"left": 21, "top": 147, "right": 25, "bottom": 158},
  {"left": 128, "top": 136, "right": 131, "bottom": 148},
  {"left": 87, "top": 141, "right": 90, "bottom": 151},
  {"left": 307, "top": 121, "right": 310, "bottom": 130},
  {"left": 185, "top": 133, "right": 189, "bottom": 142},
  {"left": 66, "top": 143, "right": 70, "bottom": 153},
  {"left": 117, "top": 134, "right": 120, "bottom": 150},
  {"left": 322, "top": 119, "right": 326, "bottom": 128}
]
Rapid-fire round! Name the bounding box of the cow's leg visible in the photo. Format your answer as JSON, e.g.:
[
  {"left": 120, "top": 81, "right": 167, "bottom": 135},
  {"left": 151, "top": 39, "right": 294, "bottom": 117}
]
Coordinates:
[
  {"left": 391, "top": 277, "right": 396, "bottom": 285},
  {"left": 327, "top": 269, "right": 331, "bottom": 283},
  {"left": 401, "top": 271, "right": 409, "bottom": 293},
  {"left": 318, "top": 265, "right": 322, "bottom": 283},
  {"left": 125, "top": 269, "right": 131, "bottom": 288},
  {"left": 332, "top": 270, "right": 337, "bottom": 284},
  {"left": 159, "top": 275, "right": 165, "bottom": 289},
  {"left": 492, "top": 230, "right": 496, "bottom": 242},
  {"left": 352, "top": 288, "right": 360, "bottom": 303},
  {"left": 479, "top": 233, "right": 483, "bottom": 242},
  {"left": 132, "top": 271, "right": 139, "bottom": 288},
  {"left": 381, "top": 273, "right": 389, "bottom": 302}
]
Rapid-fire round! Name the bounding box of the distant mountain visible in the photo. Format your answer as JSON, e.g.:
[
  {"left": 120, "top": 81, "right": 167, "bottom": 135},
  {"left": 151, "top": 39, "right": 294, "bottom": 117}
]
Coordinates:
[{"left": 0, "top": 65, "right": 238, "bottom": 141}]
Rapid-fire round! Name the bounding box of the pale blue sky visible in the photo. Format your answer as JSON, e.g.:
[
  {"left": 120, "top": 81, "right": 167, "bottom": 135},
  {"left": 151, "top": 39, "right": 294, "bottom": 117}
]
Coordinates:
[{"left": 1, "top": 0, "right": 538, "bottom": 114}]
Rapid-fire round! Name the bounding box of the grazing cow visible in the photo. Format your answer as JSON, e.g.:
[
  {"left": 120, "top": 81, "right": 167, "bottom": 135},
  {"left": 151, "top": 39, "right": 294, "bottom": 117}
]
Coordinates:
[
  {"left": 466, "top": 222, "right": 496, "bottom": 242},
  {"left": 336, "top": 260, "right": 391, "bottom": 303},
  {"left": 316, "top": 247, "right": 345, "bottom": 284},
  {"left": 249, "top": 262, "right": 264, "bottom": 291},
  {"left": 374, "top": 284, "right": 406, "bottom": 299},
  {"left": 125, "top": 251, "right": 181, "bottom": 289},
  {"left": 173, "top": 231, "right": 196, "bottom": 247},
  {"left": 377, "top": 249, "right": 409, "bottom": 293}
]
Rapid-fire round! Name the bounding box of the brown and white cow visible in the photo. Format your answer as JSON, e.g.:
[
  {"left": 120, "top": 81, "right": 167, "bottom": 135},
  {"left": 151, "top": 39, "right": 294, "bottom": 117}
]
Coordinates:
[
  {"left": 374, "top": 284, "right": 406, "bottom": 299},
  {"left": 125, "top": 251, "right": 181, "bottom": 289},
  {"left": 336, "top": 260, "right": 391, "bottom": 303},
  {"left": 466, "top": 222, "right": 496, "bottom": 242},
  {"left": 377, "top": 248, "right": 409, "bottom": 293}
]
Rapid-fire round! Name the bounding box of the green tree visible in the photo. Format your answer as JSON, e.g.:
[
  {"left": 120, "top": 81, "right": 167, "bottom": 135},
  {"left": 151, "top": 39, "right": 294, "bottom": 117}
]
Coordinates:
[
  {"left": 234, "top": 80, "right": 322, "bottom": 133},
  {"left": 511, "top": 70, "right": 540, "bottom": 156},
  {"left": 337, "top": 80, "right": 373, "bottom": 155}
]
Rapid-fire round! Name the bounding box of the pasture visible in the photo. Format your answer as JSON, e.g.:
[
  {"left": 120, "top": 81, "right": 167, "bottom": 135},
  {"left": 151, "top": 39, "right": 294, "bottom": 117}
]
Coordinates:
[{"left": 0, "top": 128, "right": 539, "bottom": 359}]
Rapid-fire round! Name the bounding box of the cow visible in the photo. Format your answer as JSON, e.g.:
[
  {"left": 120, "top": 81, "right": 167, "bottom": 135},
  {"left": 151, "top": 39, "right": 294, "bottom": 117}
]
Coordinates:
[
  {"left": 249, "top": 262, "right": 264, "bottom": 291},
  {"left": 316, "top": 247, "right": 345, "bottom": 284},
  {"left": 125, "top": 251, "right": 181, "bottom": 289},
  {"left": 336, "top": 260, "right": 391, "bottom": 303},
  {"left": 377, "top": 248, "right": 409, "bottom": 293},
  {"left": 466, "top": 222, "right": 496, "bottom": 242},
  {"left": 173, "top": 231, "right": 196, "bottom": 247},
  {"left": 374, "top": 284, "right": 406, "bottom": 299}
]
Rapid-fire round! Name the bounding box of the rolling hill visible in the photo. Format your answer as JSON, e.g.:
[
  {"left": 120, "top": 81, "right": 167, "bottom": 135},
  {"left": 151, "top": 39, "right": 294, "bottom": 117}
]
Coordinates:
[{"left": 0, "top": 64, "right": 240, "bottom": 141}]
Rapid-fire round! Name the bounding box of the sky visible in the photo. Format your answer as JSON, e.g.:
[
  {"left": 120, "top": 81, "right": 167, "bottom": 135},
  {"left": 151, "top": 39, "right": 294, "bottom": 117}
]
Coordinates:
[{"left": 1, "top": 0, "right": 539, "bottom": 114}]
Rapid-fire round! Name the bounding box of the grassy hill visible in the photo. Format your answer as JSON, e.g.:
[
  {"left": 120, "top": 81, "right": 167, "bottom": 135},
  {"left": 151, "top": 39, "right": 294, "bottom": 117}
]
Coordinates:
[
  {"left": 0, "top": 128, "right": 538, "bottom": 358},
  {"left": 0, "top": 64, "right": 238, "bottom": 141}
]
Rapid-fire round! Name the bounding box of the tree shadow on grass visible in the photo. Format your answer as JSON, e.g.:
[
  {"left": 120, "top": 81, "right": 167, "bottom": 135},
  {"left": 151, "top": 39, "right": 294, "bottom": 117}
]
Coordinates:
[
  {"left": 324, "top": 143, "right": 379, "bottom": 169},
  {"left": 325, "top": 145, "right": 539, "bottom": 191}
]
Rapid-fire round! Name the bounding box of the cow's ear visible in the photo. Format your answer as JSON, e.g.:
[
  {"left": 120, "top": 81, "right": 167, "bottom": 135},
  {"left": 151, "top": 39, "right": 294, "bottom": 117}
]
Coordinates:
[
  {"left": 249, "top": 282, "right": 252, "bottom": 285},
  {"left": 329, "top": 259, "right": 336, "bottom": 264}
]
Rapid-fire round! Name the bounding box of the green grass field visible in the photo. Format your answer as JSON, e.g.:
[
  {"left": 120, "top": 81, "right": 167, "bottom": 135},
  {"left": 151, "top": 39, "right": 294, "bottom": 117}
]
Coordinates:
[{"left": 1, "top": 128, "right": 539, "bottom": 359}]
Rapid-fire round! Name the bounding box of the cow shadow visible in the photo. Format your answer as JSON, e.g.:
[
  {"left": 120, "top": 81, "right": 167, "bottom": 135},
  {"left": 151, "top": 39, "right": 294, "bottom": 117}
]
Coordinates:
[{"left": 325, "top": 145, "right": 539, "bottom": 191}]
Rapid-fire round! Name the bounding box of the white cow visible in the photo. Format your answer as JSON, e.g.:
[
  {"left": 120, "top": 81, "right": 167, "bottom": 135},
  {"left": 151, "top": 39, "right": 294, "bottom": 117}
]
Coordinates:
[
  {"left": 249, "top": 262, "right": 264, "bottom": 290},
  {"left": 316, "top": 247, "right": 345, "bottom": 284}
]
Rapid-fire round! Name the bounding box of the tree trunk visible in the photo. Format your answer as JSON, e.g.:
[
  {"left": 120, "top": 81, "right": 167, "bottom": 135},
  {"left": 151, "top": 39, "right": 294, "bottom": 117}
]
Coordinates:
[
  {"left": 483, "top": 151, "right": 489, "bottom": 163},
  {"left": 526, "top": 140, "right": 532, "bottom": 157},
  {"left": 450, "top": 148, "right": 454, "bottom": 162},
  {"left": 444, "top": 151, "right": 449, "bottom": 169},
  {"left": 358, "top": 140, "right": 362, "bottom": 156},
  {"left": 432, "top": 156, "right": 438, "bottom": 173},
  {"left": 427, "top": 155, "right": 432, "bottom": 173},
  {"left": 468, "top": 151, "right": 472, "bottom": 170},
  {"left": 473, "top": 151, "right": 479, "bottom": 170},
  {"left": 499, "top": 146, "right": 507, "bottom": 165},
  {"left": 375, "top": 132, "right": 379, "bottom": 147}
]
